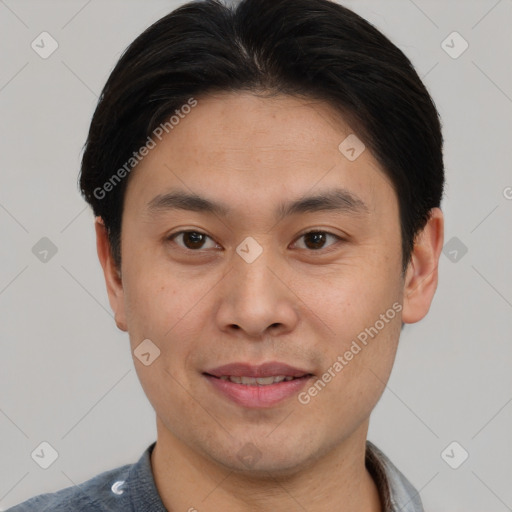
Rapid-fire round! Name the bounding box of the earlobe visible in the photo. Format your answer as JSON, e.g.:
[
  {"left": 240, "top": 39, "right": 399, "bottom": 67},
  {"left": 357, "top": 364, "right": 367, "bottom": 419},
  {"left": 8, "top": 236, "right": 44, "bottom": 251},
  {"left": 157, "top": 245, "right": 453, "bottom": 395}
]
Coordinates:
[
  {"left": 94, "top": 217, "right": 128, "bottom": 332},
  {"left": 402, "top": 207, "right": 444, "bottom": 324}
]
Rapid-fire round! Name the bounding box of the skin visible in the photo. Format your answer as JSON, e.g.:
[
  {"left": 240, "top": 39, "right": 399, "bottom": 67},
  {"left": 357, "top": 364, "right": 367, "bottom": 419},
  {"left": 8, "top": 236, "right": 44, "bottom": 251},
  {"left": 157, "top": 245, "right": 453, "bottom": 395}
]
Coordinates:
[{"left": 96, "top": 92, "right": 444, "bottom": 512}]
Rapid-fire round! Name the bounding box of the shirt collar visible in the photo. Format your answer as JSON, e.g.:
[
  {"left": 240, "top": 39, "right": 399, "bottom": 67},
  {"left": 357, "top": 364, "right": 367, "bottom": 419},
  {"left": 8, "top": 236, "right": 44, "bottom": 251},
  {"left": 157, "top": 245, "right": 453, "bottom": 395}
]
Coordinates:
[
  {"left": 127, "top": 441, "right": 167, "bottom": 512},
  {"left": 366, "top": 440, "right": 425, "bottom": 512}
]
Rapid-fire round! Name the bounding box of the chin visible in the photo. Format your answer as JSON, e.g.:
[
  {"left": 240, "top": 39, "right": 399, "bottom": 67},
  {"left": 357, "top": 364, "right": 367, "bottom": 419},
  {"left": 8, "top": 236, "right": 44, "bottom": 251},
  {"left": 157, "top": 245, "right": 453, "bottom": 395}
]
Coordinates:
[{"left": 209, "top": 441, "right": 317, "bottom": 478}]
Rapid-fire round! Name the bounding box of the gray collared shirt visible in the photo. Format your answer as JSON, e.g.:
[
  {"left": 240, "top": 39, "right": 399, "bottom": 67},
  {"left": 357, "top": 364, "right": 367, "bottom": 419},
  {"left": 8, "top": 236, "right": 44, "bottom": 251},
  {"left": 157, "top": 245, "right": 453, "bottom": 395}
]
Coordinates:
[{"left": 7, "top": 440, "right": 424, "bottom": 511}]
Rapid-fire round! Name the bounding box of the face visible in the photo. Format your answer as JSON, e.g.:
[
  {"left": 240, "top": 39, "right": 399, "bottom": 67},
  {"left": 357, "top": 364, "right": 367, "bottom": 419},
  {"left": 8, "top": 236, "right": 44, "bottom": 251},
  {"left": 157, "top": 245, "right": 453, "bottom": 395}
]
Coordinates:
[{"left": 98, "top": 92, "right": 441, "bottom": 475}]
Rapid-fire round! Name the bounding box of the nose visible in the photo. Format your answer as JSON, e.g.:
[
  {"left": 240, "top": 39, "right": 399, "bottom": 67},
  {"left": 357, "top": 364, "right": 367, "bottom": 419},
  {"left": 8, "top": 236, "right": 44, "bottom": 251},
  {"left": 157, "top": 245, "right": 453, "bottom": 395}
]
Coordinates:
[{"left": 214, "top": 245, "right": 300, "bottom": 339}]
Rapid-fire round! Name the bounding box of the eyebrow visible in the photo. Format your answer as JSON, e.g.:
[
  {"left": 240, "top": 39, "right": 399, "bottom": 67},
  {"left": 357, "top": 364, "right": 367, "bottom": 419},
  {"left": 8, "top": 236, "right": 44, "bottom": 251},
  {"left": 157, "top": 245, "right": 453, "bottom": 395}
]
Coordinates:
[{"left": 146, "top": 187, "right": 370, "bottom": 221}]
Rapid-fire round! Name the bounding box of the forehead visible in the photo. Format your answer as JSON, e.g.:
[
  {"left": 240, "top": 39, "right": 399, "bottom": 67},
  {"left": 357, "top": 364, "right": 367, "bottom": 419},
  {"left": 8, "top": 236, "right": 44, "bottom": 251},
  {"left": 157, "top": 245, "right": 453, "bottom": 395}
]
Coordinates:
[
  {"left": 124, "top": 92, "right": 397, "bottom": 221},
  {"left": 172, "top": 93, "right": 357, "bottom": 169}
]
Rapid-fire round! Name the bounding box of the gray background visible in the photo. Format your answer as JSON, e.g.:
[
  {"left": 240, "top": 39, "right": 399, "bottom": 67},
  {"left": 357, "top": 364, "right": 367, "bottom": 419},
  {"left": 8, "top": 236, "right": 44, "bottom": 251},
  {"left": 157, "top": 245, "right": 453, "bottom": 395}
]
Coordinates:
[{"left": 1, "top": 0, "right": 511, "bottom": 510}]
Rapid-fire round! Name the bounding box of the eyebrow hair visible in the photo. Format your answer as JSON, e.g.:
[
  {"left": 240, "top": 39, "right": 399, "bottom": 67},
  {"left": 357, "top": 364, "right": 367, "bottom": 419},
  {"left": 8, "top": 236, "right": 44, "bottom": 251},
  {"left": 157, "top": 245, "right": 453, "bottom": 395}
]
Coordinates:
[{"left": 146, "top": 187, "right": 370, "bottom": 221}]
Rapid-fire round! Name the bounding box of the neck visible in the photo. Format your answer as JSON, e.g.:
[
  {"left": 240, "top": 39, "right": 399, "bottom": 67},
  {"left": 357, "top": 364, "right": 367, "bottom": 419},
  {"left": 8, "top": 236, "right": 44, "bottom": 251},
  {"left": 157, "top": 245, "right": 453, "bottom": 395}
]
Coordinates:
[{"left": 150, "top": 419, "right": 382, "bottom": 512}]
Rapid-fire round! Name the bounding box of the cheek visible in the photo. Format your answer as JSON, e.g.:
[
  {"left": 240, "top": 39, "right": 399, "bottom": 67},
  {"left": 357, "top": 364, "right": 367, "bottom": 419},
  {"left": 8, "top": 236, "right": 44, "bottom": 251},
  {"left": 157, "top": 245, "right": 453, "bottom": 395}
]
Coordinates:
[
  {"left": 301, "top": 258, "right": 402, "bottom": 338},
  {"left": 298, "top": 255, "right": 403, "bottom": 406},
  {"left": 302, "top": 314, "right": 402, "bottom": 432},
  {"left": 123, "top": 270, "right": 208, "bottom": 420},
  {"left": 123, "top": 261, "right": 189, "bottom": 328},
  {"left": 122, "top": 265, "right": 216, "bottom": 365}
]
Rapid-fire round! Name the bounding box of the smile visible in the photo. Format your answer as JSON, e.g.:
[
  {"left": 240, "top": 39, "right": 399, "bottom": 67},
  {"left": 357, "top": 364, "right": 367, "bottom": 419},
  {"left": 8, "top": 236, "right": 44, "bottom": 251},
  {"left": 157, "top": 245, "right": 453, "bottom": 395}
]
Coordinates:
[
  {"left": 217, "top": 375, "right": 302, "bottom": 385},
  {"left": 203, "top": 363, "right": 314, "bottom": 408}
]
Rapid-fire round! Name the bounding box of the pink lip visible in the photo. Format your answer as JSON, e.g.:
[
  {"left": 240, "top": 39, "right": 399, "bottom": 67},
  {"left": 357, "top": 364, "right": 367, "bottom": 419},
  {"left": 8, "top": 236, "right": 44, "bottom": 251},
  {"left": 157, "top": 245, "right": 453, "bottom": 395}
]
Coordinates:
[
  {"left": 203, "top": 362, "right": 314, "bottom": 408},
  {"left": 205, "top": 362, "right": 311, "bottom": 378}
]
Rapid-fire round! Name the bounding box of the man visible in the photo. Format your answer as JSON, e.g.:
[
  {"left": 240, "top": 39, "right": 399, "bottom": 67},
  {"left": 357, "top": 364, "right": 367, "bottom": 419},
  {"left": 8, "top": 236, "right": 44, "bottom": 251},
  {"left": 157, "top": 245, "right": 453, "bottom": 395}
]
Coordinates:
[{"left": 9, "top": 0, "right": 444, "bottom": 510}]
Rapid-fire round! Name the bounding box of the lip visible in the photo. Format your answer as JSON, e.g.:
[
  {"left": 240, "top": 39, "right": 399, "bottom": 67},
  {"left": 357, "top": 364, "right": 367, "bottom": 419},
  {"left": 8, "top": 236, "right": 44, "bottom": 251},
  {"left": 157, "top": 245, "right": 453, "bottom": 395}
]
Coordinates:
[
  {"left": 204, "top": 362, "right": 312, "bottom": 378},
  {"left": 203, "top": 362, "right": 314, "bottom": 408}
]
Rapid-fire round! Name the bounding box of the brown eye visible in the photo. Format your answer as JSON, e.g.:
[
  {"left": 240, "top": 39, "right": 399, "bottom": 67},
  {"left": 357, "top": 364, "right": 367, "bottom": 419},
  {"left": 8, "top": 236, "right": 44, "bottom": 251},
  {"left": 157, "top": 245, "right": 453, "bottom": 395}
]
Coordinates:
[
  {"left": 170, "top": 231, "right": 218, "bottom": 250},
  {"left": 294, "top": 231, "right": 341, "bottom": 251}
]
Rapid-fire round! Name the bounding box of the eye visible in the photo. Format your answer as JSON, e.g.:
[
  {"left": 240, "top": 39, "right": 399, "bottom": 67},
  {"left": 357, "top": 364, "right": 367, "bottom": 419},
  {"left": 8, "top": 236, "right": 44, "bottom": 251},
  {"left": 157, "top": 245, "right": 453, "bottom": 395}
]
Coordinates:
[
  {"left": 168, "top": 230, "right": 219, "bottom": 251},
  {"left": 292, "top": 230, "right": 343, "bottom": 251},
  {"left": 167, "top": 229, "right": 343, "bottom": 253}
]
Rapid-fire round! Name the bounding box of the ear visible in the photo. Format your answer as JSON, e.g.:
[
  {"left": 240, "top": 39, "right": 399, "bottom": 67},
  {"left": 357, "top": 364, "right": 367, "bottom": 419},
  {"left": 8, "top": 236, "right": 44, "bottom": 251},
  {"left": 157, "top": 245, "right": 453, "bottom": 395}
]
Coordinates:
[
  {"left": 95, "top": 217, "right": 128, "bottom": 332},
  {"left": 402, "top": 207, "right": 444, "bottom": 324}
]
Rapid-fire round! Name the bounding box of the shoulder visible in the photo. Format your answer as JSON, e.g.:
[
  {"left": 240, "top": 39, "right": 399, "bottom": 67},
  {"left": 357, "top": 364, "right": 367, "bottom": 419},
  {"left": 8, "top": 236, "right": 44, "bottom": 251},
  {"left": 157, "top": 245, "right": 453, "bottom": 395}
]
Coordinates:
[{"left": 6, "top": 462, "right": 134, "bottom": 512}]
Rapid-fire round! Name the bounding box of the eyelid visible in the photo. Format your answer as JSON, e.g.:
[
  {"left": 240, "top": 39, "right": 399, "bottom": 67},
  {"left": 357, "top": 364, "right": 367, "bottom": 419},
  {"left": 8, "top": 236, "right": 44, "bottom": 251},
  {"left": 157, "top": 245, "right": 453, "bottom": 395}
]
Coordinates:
[{"left": 296, "top": 228, "right": 345, "bottom": 239}]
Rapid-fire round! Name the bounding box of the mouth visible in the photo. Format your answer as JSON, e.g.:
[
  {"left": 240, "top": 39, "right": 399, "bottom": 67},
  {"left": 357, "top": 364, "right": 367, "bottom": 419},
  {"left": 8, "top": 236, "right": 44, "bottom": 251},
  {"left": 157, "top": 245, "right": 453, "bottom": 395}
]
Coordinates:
[
  {"left": 213, "top": 375, "right": 308, "bottom": 385},
  {"left": 203, "top": 362, "right": 314, "bottom": 408}
]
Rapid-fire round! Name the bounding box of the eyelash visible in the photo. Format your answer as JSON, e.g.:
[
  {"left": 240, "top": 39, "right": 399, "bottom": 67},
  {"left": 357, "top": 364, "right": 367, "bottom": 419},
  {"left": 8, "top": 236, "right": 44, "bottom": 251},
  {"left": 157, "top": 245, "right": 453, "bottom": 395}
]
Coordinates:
[{"left": 167, "top": 229, "right": 344, "bottom": 253}]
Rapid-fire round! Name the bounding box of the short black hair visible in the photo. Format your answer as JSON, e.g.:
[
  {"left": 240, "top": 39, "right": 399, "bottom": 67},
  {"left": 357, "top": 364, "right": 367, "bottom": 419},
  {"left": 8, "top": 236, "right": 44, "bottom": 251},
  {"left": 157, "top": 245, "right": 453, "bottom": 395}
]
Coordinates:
[{"left": 79, "top": 0, "right": 444, "bottom": 272}]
